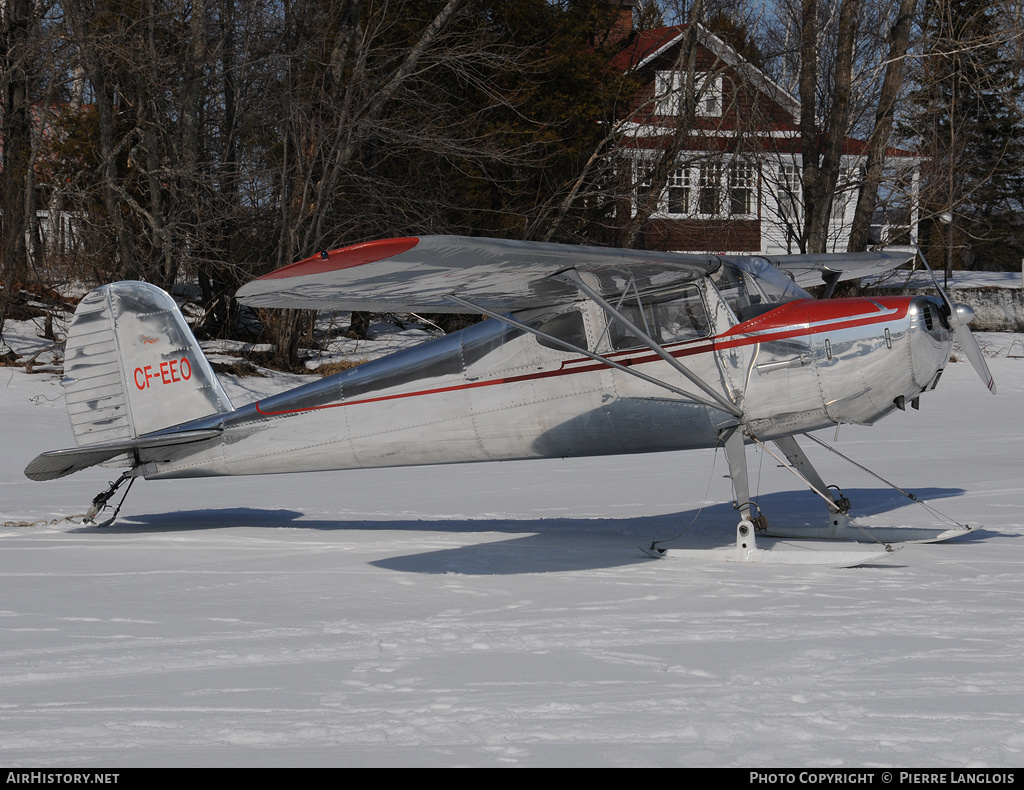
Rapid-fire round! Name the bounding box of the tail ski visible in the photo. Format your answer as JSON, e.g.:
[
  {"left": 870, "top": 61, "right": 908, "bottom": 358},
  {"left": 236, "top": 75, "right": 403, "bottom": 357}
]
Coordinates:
[{"left": 25, "top": 281, "right": 232, "bottom": 481}]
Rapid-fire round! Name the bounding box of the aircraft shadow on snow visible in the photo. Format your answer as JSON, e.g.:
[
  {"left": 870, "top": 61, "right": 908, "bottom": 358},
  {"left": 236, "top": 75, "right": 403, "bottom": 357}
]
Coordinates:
[{"left": 73, "top": 484, "right": 996, "bottom": 576}]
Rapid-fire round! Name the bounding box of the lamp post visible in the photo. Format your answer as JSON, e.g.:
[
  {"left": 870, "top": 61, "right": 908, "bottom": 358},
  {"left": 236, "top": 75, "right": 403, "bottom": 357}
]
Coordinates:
[{"left": 938, "top": 211, "right": 953, "bottom": 289}]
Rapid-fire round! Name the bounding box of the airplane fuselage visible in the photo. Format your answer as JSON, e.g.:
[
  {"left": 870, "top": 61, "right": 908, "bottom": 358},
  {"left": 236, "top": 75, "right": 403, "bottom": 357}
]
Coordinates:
[{"left": 139, "top": 289, "right": 952, "bottom": 480}]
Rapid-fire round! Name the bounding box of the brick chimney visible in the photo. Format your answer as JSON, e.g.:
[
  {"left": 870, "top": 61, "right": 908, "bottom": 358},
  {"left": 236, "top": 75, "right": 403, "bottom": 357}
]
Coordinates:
[{"left": 607, "top": 0, "right": 636, "bottom": 47}]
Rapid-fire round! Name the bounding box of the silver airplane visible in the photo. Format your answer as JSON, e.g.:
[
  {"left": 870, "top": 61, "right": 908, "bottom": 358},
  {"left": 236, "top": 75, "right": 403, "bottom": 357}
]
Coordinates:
[{"left": 25, "top": 236, "right": 995, "bottom": 566}]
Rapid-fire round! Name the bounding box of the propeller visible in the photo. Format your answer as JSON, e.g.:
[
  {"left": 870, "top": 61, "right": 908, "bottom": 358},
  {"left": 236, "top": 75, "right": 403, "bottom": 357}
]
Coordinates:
[{"left": 914, "top": 246, "right": 996, "bottom": 394}]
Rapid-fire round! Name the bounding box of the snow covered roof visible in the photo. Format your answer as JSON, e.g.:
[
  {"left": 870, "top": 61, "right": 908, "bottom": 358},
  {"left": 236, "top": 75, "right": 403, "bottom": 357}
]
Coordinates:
[{"left": 612, "top": 23, "right": 802, "bottom": 122}]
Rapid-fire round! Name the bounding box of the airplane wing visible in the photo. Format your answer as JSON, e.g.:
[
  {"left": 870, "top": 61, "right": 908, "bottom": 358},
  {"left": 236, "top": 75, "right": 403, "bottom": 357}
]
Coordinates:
[
  {"left": 235, "top": 236, "right": 719, "bottom": 313},
  {"left": 751, "top": 250, "right": 914, "bottom": 290}
]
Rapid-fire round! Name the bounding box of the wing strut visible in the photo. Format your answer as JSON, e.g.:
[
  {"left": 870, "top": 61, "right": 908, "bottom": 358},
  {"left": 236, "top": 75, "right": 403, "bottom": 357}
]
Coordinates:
[
  {"left": 552, "top": 269, "right": 743, "bottom": 418},
  {"left": 446, "top": 293, "right": 737, "bottom": 414}
]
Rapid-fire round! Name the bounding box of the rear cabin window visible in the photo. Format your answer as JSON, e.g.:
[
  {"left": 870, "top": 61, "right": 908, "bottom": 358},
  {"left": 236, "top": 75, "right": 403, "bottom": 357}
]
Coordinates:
[
  {"left": 535, "top": 309, "right": 589, "bottom": 351},
  {"left": 609, "top": 284, "right": 710, "bottom": 350}
]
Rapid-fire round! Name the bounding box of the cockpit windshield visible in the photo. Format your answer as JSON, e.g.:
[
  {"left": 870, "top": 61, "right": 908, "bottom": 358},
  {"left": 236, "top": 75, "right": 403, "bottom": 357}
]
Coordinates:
[{"left": 712, "top": 256, "right": 812, "bottom": 322}]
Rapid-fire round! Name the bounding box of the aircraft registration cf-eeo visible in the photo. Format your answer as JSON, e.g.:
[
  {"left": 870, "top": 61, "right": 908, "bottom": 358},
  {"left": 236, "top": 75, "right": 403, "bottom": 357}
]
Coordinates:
[{"left": 25, "top": 236, "right": 996, "bottom": 567}]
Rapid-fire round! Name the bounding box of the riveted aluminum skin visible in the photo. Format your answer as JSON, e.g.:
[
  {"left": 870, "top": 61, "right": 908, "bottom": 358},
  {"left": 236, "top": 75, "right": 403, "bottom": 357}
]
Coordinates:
[
  {"left": 135, "top": 290, "right": 952, "bottom": 481},
  {"left": 908, "top": 296, "right": 955, "bottom": 390}
]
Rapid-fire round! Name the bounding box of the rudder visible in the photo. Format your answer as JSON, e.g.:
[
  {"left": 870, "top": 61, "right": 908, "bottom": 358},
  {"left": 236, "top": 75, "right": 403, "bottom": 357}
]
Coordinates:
[{"left": 64, "top": 281, "right": 233, "bottom": 446}]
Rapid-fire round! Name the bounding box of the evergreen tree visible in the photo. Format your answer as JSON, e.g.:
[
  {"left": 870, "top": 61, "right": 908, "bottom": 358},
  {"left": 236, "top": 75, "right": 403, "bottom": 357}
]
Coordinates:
[{"left": 908, "top": 0, "right": 1024, "bottom": 272}]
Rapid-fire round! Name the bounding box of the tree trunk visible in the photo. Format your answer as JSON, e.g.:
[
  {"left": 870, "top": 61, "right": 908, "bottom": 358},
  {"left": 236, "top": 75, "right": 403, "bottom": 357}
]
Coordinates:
[
  {"left": 622, "top": 0, "right": 708, "bottom": 249},
  {"left": 800, "top": 0, "right": 862, "bottom": 254},
  {"left": 847, "top": 0, "right": 918, "bottom": 252},
  {"left": 0, "top": 0, "right": 35, "bottom": 337}
]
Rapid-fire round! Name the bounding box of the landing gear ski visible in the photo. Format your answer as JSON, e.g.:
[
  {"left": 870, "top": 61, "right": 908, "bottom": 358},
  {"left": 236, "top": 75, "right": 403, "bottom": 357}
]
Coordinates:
[{"left": 642, "top": 518, "right": 900, "bottom": 568}]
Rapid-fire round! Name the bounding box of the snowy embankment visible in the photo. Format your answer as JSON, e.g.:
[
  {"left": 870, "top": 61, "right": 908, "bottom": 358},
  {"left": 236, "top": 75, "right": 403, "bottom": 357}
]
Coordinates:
[
  {"left": 866, "top": 270, "right": 1024, "bottom": 331},
  {"left": 1, "top": 315, "right": 1022, "bottom": 767}
]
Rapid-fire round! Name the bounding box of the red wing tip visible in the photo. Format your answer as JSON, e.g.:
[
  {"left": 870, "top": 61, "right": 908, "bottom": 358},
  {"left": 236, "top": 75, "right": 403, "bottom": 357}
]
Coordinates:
[{"left": 258, "top": 237, "right": 420, "bottom": 281}]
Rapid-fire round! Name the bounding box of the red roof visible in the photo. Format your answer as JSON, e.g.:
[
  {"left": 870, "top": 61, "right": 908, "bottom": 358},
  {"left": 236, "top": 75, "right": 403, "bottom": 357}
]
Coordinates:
[
  {"left": 612, "top": 24, "right": 918, "bottom": 160},
  {"left": 610, "top": 25, "right": 687, "bottom": 72}
]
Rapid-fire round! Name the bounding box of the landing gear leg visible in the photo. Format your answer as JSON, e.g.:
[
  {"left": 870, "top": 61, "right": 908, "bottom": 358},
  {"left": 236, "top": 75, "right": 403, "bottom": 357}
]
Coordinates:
[
  {"left": 640, "top": 427, "right": 899, "bottom": 564},
  {"left": 84, "top": 472, "right": 136, "bottom": 527},
  {"left": 757, "top": 435, "right": 967, "bottom": 544},
  {"left": 721, "top": 426, "right": 769, "bottom": 533},
  {"left": 772, "top": 435, "right": 851, "bottom": 516}
]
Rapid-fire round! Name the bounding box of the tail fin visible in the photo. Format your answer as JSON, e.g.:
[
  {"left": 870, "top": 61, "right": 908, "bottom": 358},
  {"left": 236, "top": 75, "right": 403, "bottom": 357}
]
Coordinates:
[{"left": 63, "top": 281, "right": 233, "bottom": 445}]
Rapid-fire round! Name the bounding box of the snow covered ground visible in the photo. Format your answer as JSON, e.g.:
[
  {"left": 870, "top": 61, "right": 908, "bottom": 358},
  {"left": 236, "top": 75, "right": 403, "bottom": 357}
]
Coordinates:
[
  {"left": 865, "top": 268, "right": 1024, "bottom": 290},
  {"left": 1, "top": 316, "right": 1023, "bottom": 768}
]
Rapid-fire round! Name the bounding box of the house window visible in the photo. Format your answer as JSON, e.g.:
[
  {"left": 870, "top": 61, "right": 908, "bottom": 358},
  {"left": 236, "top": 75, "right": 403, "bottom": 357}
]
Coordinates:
[
  {"left": 654, "top": 71, "right": 678, "bottom": 115},
  {"left": 698, "top": 163, "right": 722, "bottom": 216},
  {"left": 698, "top": 75, "right": 724, "bottom": 117},
  {"left": 831, "top": 170, "right": 855, "bottom": 222},
  {"left": 667, "top": 167, "right": 691, "bottom": 215},
  {"left": 778, "top": 163, "right": 802, "bottom": 223},
  {"left": 654, "top": 71, "right": 723, "bottom": 117},
  {"left": 636, "top": 165, "right": 655, "bottom": 202},
  {"left": 729, "top": 161, "right": 754, "bottom": 216},
  {"left": 633, "top": 159, "right": 759, "bottom": 219}
]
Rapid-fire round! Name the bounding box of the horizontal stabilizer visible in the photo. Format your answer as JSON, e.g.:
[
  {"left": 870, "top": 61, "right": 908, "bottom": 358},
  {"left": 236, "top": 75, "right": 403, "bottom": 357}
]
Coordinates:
[{"left": 25, "top": 428, "right": 223, "bottom": 482}]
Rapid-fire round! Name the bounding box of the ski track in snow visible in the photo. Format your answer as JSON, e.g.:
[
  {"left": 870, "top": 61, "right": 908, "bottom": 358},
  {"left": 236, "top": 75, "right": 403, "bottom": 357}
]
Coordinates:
[{"left": 0, "top": 324, "right": 1022, "bottom": 767}]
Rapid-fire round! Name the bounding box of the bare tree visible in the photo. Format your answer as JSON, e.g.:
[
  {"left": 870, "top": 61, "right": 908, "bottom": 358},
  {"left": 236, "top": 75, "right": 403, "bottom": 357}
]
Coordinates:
[
  {"left": 846, "top": 0, "right": 918, "bottom": 251},
  {"left": 621, "top": 0, "right": 711, "bottom": 248},
  {"left": 0, "top": 0, "right": 44, "bottom": 338},
  {"left": 794, "top": 0, "right": 862, "bottom": 253}
]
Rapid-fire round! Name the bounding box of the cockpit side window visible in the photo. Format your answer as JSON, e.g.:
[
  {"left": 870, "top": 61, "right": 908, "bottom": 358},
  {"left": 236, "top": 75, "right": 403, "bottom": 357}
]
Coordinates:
[
  {"left": 654, "top": 288, "right": 711, "bottom": 342},
  {"left": 608, "top": 302, "right": 654, "bottom": 350},
  {"left": 712, "top": 262, "right": 766, "bottom": 321},
  {"left": 609, "top": 284, "right": 710, "bottom": 350}
]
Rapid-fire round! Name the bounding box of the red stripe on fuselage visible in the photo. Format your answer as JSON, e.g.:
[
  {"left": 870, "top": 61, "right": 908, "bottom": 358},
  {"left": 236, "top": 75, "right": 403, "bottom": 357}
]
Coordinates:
[
  {"left": 719, "top": 298, "right": 893, "bottom": 337},
  {"left": 253, "top": 297, "right": 911, "bottom": 416},
  {"left": 254, "top": 376, "right": 501, "bottom": 416}
]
